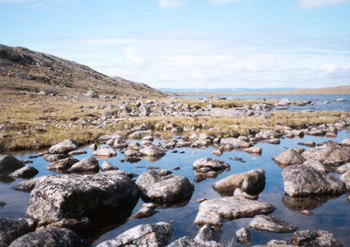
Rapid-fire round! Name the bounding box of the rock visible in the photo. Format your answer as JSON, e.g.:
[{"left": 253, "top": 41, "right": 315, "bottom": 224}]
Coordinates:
[
  {"left": 8, "top": 226, "right": 88, "bottom": 247},
  {"left": 68, "top": 156, "right": 99, "bottom": 173},
  {"left": 336, "top": 98, "right": 344, "bottom": 102},
  {"left": 128, "top": 130, "right": 152, "bottom": 139},
  {"left": 211, "top": 149, "right": 222, "bottom": 156},
  {"left": 103, "top": 170, "right": 138, "bottom": 179},
  {"left": 49, "top": 139, "right": 78, "bottom": 154},
  {"left": 85, "top": 90, "right": 99, "bottom": 98},
  {"left": 26, "top": 173, "right": 140, "bottom": 226},
  {"left": 236, "top": 227, "right": 251, "bottom": 244},
  {"left": 264, "top": 138, "right": 280, "bottom": 145},
  {"left": 42, "top": 154, "right": 68, "bottom": 162},
  {"left": 229, "top": 156, "right": 246, "bottom": 163},
  {"left": 0, "top": 218, "right": 35, "bottom": 245},
  {"left": 136, "top": 170, "right": 194, "bottom": 204},
  {"left": 0, "top": 155, "right": 24, "bottom": 175},
  {"left": 282, "top": 164, "right": 345, "bottom": 196},
  {"left": 336, "top": 163, "right": 350, "bottom": 174},
  {"left": 300, "top": 210, "right": 313, "bottom": 216},
  {"left": 340, "top": 137, "right": 350, "bottom": 146},
  {"left": 9, "top": 166, "right": 38, "bottom": 179},
  {"left": 194, "top": 197, "right": 275, "bottom": 226},
  {"left": 249, "top": 215, "right": 298, "bottom": 233},
  {"left": 167, "top": 236, "right": 201, "bottom": 247},
  {"left": 140, "top": 146, "right": 165, "bottom": 157},
  {"left": 193, "top": 158, "right": 230, "bottom": 172},
  {"left": 46, "top": 158, "right": 79, "bottom": 171},
  {"left": 131, "top": 207, "right": 157, "bottom": 219},
  {"left": 124, "top": 149, "right": 142, "bottom": 157},
  {"left": 96, "top": 222, "right": 174, "bottom": 247},
  {"left": 93, "top": 146, "right": 117, "bottom": 157},
  {"left": 0, "top": 202, "right": 5, "bottom": 209},
  {"left": 212, "top": 169, "right": 265, "bottom": 196},
  {"left": 244, "top": 146, "right": 262, "bottom": 154},
  {"left": 298, "top": 141, "right": 315, "bottom": 147},
  {"left": 340, "top": 170, "right": 350, "bottom": 190},
  {"left": 101, "top": 161, "right": 118, "bottom": 171},
  {"left": 282, "top": 194, "right": 335, "bottom": 212},
  {"left": 302, "top": 142, "right": 350, "bottom": 166},
  {"left": 233, "top": 188, "right": 259, "bottom": 200},
  {"left": 220, "top": 138, "right": 251, "bottom": 148},
  {"left": 67, "top": 149, "right": 87, "bottom": 156},
  {"left": 291, "top": 230, "right": 342, "bottom": 247},
  {"left": 12, "top": 177, "right": 41, "bottom": 192},
  {"left": 273, "top": 149, "right": 305, "bottom": 167},
  {"left": 211, "top": 108, "right": 244, "bottom": 118}
]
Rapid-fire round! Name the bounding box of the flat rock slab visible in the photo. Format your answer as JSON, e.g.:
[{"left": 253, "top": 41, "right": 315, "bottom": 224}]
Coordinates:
[
  {"left": 194, "top": 197, "right": 275, "bottom": 226},
  {"left": 249, "top": 215, "right": 298, "bottom": 233},
  {"left": 97, "top": 222, "right": 174, "bottom": 247},
  {"left": 0, "top": 217, "right": 35, "bottom": 245},
  {"left": 8, "top": 226, "right": 88, "bottom": 247},
  {"left": 282, "top": 164, "right": 345, "bottom": 196},
  {"left": 26, "top": 173, "right": 140, "bottom": 225}
]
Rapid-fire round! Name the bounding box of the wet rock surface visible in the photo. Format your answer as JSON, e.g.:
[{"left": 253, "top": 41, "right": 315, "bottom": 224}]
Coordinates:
[
  {"left": 249, "top": 215, "right": 298, "bottom": 233},
  {"left": 236, "top": 227, "right": 251, "bottom": 244},
  {"left": 194, "top": 197, "right": 275, "bottom": 226},
  {"left": 97, "top": 222, "right": 174, "bottom": 247}
]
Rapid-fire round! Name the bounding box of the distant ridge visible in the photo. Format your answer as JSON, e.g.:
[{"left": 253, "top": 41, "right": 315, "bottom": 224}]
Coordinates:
[
  {"left": 160, "top": 87, "right": 298, "bottom": 93},
  {"left": 0, "top": 44, "right": 164, "bottom": 96}
]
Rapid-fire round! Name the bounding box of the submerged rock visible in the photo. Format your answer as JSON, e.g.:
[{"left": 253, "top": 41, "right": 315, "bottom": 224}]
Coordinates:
[
  {"left": 194, "top": 197, "right": 275, "bottom": 226},
  {"left": 49, "top": 139, "right": 78, "bottom": 154},
  {"left": 26, "top": 173, "right": 140, "bottom": 226},
  {"left": 282, "top": 164, "right": 345, "bottom": 196},
  {"left": 0, "top": 155, "right": 24, "bottom": 175},
  {"left": 291, "top": 230, "right": 342, "bottom": 247},
  {"left": 212, "top": 169, "right": 265, "bottom": 196},
  {"left": 249, "top": 215, "right": 298, "bottom": 233},
  {"left": 0, "top": 217, "right": 35, "bottom": 245},
  {"left": 8, "top": 226, "right": 88, "bottom": 247},
  {"left": 97, "top": 222, "right": 174, "bottom": 247}
]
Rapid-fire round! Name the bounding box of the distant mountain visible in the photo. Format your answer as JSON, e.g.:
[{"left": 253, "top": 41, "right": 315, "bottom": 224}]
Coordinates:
[
  {"left": 159, "top": 88, "right": 298, "bottom": 93},
  {"left": 0, "top": 44, "right": 163, "bottom": 96}
]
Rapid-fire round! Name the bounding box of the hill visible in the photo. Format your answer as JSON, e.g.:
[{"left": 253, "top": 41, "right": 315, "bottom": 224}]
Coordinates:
[{"left": 0, "top": 44, "right": 164, "bottom": 96}]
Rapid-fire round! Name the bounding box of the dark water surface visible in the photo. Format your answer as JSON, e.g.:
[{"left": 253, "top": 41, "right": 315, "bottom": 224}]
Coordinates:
[
  {"left": 180, "top": 94, "right": 350, "bottom": 112},
  {"left": 1, "top": 130, "right": 350, "bottom": 246}
]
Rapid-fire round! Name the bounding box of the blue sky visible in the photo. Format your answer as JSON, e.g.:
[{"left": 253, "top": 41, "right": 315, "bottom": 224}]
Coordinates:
[{"left": 0, "top": 0, "right": 349, "bottom": 89}]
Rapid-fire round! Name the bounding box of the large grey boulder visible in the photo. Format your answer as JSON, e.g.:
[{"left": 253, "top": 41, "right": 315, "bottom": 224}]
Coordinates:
[
  {"left": 249, "top": 215, "right": 298, "bottom": 233},
  {"left": 9, "top": 166, "right": 38, "bottom": 179},
  {"left": 136, "top": 170, "right": 194, "bottom": 204},
  {"left": 68, "top": 156, "right": 99, "bottom": 173},
  {"left": 220, "top": 138, "right": 251, "bottom": 148},
  {"left": 194, "top": 197, "right": 275, "bottom": 226},
  {"left": 0, "top": 218, "right": 35, "bottom": 245},
  {"left": 26, "top": 173, "right": 140, "bottom": 226},
  {"left": 9, "top": 226, "right": 88, "bottom": 247},
  {"left": 49, "top": 139, "right": 78, "bottom": 154},
  {"left": 282, "top": 164, "right": 345, "bottom": 196},
  {"left": 291, "top": 230, "right": 342, "bottom": 247},
  {"left": 212, "top": 169, "right": 265, "bottom": 196},
  {"left": 272, "top": 148, "right": 305, "bottom": 167},
  {"left": 0, "top": 155, "right": 24, "bottom": 175},
  {"left": 302, "top": 142, "right": 350, "bottom": 166},
  {"left": 97, "top": 222, "right": 174, "bottom": 247}
]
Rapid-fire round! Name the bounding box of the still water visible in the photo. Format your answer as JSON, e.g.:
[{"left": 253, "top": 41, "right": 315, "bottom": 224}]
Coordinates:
[{"left": 1, "top": 130, "right": 349, "bottom": 246}]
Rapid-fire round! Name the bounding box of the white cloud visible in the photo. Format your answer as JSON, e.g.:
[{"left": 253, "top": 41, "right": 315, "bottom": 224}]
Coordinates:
[
  {"left": 298, "top": 0, "right": 350, "bottom": 9},
  {"left": 157, "top": 0, "right": 183, "bottom": 8}
]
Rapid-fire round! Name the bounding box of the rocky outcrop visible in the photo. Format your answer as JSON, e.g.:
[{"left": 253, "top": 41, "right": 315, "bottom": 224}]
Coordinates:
[
  {"left": 48, "top": 139, "right": 78, "bottom": 154},
  {"left": 302, "top": 142, "right": 350, "bottom": 166},
  {"left": 212, "top": 169, "right": 265, "bottom": 196},
  {"left": 68, "top": 156, "right": 99, "bottom": 173},
  {"left": 0, "top": 218, "right": 35, "bottom": 245},
  {"left": 26, "top": 173, "right": 140, "bottom": 226},
  {"left": 291, "top": 230, "right": 342, "bottom": 247},
  {"left": 249, "top": 215, "right": 298, "bottom": 233},
  {"left": 282, "top": 164, "right": 345, "bottom": 196},
  {"left": 97, "top": 222, "right": 174, "bottom": 247},
  {"left": 8, "top": 226, "right": 88, "bottom": 247},
  {"left": 272, "top": 149, "right": 305, "bottom": 167},
  {"left": 194, "top": 197, "right": 275, "bottom": 226},
  {"left": 0, "top": 155, "right": 24, "bottom": 175},
  {"left": 136, "top": 170, "right": 194, "bottom": 204}
]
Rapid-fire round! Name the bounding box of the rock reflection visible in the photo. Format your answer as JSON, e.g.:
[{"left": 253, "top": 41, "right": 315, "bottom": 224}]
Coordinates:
[
  {"left": 0, "top": 174, "right": 15, "bottom": 184},
  {"left": 193, "top": 170, "right": 225, "bottom": 183},
  {"left": 282, "top": 194, "right": 340, "bottom": 211}
]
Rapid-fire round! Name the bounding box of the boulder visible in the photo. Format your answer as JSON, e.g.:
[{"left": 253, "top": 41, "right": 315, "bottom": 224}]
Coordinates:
[
  {"left": 336, "top": 163, "right": 350, "bottom": 174},
  {"left": 282, "top": 164, "right": 345, "bottom": 196},
  {"left": 193, "top": 158, "right": 230, "bottom": 172},
  {"left": 9, "top": 166, "right": 38, "bottom": 179},
  {"left": 302, "top": 142, "right": 350, "bottom": 166},
  {"left": 249, "top": 215, "right": 298, "bottom": 233},
  {"left": 298, "top": 141, "right": 315, "bottom": 147},
  {"left": 49, "top": 139, "right": 78, "bottom": 154},
  {"left": 12, "top": 177, "right": 41, "bottom": 192},
  {"left": 291, "top": 230, "right": 342, "bottom": 247},
  {"left": 236, "top": 227, "right": 251, "bottom": 244},
  {"left": 85, "top": 90, "right": 99, "bottom": 98},
  {"left": 68, "top": 156, "right": 99, "bottom": 173},
  {"left": 101, "top": 161, "right": 118, "bottom": 171},
  {"left": 46, "top": 158, "right": 79, "bottom": 171},
  {"left": 9, "top": 226, "right": 88, "bottom": 247},
  {"left": 273, "top": 149, "right": 305, "bottom": 167},
  {"left": 136, "top": 170, "right": 194, "bottom": 204},
  {"left": 0, "top": 218, "right": 35, "bottom": 245},
  {"left": 26, "top": 173, "right": 140, "bottom": 226},
  {"left": 340, "top": 170, "right": 350, "bottom": 190},
  {"left": 194, "top": 197, "right": 275, "bottom": 226},
  {"left": 93, "top": 146, "right": 117, "bottom": 157},
  {"left": 96, "top": 222, "right": 174, "bottom": 247},
  {"left": 220, "top": 138, "right": 251, "bottom": 148},
  {"left": 340, "top": 137, "right": 350, "bottom": 146},
  {"left": 167, "top": 237, "right": 201, "bottom": 247},
  {"left": 244, "top": 147, "right": 262, "bottom": 154},
  {"left": 0, "top": 155, "right": 24, "bottom": 175},
  {"left": 42, "top": 154, "right": 68, "bottom": 162},
  {"left": 303, "top": 160, "right": 326, "bottom": 174},
  {"left": 212, "top": 169, "right": 265, "bottom": 196},
  {"left": 140, "top": 146, "right": 165, "bottom": 157}
]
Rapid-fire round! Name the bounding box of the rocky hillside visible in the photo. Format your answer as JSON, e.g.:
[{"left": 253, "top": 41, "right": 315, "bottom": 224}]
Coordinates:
[{"left": 0, "top": 44, "right": 164, "bottom": 96}]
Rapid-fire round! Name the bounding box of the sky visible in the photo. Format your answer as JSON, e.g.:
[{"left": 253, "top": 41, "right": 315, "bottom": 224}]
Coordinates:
[{"left": 0, "top": 0, "right": 349, "bottom": 89}]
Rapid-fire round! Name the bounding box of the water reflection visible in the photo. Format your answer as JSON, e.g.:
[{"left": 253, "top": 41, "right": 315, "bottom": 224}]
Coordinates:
[{"left": 282, "top": 194, "right": 342, "bottom": 211}]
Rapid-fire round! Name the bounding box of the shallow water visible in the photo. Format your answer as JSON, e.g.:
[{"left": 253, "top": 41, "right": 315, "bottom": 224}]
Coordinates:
[
  {"left": 180, "top": 94, "right": 350, "bottom": 112},
  {"left": 1, "top": 130, "right": 350, "bottom": 246}
]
